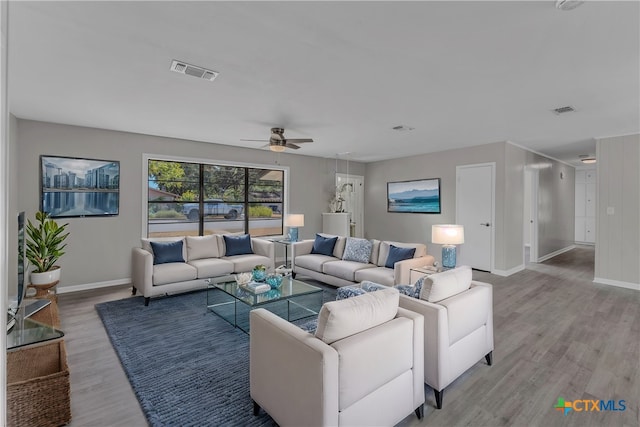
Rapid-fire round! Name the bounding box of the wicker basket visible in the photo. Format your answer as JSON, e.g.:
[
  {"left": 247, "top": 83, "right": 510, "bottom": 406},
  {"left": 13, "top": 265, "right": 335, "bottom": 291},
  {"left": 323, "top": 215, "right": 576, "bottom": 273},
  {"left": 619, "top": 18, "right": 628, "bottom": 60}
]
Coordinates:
[{"left": 7, "top": 341, "right": 71, "bottom": 427}]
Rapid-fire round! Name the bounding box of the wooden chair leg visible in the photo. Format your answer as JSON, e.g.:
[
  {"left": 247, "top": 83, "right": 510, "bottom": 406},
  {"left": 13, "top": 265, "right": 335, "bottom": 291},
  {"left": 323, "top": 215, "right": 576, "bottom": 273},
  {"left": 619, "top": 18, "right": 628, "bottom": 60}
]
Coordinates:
[{"left": 434, "top": 389, "right": 443, "bottom": 409}]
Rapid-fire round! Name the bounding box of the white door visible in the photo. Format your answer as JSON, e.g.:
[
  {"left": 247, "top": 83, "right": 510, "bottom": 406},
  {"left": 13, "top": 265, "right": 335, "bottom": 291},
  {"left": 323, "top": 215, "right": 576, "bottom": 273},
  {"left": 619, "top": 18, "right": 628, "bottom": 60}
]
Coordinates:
[
  {"left": 336, "top": 173, "right": 364, "bottom": 237},
  {"left": 456, "top": 163, "right": 494, "bottom": 271}
]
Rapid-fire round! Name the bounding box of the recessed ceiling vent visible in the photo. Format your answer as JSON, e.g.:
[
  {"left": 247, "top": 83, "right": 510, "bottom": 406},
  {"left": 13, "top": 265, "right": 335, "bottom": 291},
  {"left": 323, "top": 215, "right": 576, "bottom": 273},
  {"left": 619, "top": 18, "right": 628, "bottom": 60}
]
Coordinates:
[
  {"left": 170, "top": 60, "right": 219, "bottom": 82},
  {"left": 552, "top": 105, "right": 576, "bottom": 115},
  {"left": 555, "top": 0, "right": 585, "bottom": 11},
  {"left": 392, "top": 125, "right": 415, "bottom": 132}
]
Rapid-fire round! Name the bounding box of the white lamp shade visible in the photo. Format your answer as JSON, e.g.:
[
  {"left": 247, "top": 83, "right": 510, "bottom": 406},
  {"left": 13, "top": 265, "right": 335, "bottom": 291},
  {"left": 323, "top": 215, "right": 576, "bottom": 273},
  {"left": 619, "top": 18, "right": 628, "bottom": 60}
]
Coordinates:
[
  {"left": 432, "top": 224, "right": 464, "bottom": 245},
  {"left": 285, "top": 214, "right": 305, "bottom": 227}
]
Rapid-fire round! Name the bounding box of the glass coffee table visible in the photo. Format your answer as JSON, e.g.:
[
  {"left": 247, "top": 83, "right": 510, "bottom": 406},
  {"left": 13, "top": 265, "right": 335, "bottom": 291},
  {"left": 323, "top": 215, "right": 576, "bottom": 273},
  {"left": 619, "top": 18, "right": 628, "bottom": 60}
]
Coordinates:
[{"left": 207, "top": 275, "right": 323, "bottom": 333}]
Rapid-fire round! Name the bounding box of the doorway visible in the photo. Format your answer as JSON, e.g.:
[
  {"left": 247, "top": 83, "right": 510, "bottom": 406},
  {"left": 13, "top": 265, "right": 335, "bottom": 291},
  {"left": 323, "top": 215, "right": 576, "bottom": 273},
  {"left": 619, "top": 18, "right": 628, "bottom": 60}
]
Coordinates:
[
  {"left": 456, "top": 163, "right": 495, "bottom": 272},
  {"left": 335, "top": 173, "right": 364, "bottom": 238}
]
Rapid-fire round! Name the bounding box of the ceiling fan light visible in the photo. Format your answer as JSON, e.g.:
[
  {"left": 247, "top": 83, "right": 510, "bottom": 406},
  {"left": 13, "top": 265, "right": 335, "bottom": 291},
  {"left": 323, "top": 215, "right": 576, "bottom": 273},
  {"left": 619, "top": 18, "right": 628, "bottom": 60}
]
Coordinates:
[
  {"left": 270, "top": 145, "right": 286, "bottom": 153},
  {"left": 581, "top": 158, "right": 596, "bottom": 164}
]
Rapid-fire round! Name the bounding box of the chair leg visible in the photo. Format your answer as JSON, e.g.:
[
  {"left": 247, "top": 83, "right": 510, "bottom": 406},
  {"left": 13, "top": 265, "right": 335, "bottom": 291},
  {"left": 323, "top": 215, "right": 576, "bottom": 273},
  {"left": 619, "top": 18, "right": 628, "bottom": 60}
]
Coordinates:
[
  {"left": 253, "top": 400, "right": 261, "bottom": 416},
  {"left": 291, "top": 272, "right": 297, "bottom": 279},
  {"left": 144, "top": 297, "right": 150, "bottom": 306},
  {"left": 414, "top": 404, "right": 424, "bottom": 419},
  {"left": 434, "top": 389, "right": 443, "bottom": 409},
  {"left": 485, "top": 351, "right": 493, "bottom": 366},
  {"left": 132, "top": 287, "right": 137, "bottom": 295}
]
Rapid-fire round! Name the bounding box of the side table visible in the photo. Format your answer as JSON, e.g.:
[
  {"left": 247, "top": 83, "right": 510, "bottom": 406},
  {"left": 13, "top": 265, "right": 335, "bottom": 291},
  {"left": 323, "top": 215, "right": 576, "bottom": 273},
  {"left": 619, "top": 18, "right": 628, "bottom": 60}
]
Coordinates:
[
  {"left": 409, "top": 266, "right": 441, "bottom": 283},
  {"left": 270, "top": 239, "right": 294, "bottom": 269}
]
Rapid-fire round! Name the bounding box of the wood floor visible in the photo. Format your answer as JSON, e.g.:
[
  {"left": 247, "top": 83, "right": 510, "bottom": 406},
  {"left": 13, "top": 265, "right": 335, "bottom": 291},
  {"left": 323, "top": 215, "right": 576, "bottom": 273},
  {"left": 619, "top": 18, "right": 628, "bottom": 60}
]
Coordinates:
[{"left": 58, "top": 245, "right": 639, "bottom": 426}]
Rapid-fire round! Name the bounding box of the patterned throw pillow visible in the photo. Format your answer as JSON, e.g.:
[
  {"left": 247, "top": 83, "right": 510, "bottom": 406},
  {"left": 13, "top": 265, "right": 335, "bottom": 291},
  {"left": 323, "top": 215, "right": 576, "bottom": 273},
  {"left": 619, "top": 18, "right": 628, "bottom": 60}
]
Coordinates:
[
  {"left": 336, "top": 286, "right": 367, "bottom": 300},
  {"left": 342, "top": 237, "right": 373, "bottom": 264},
  {"left": 394, "top": 275, "right": 426, "bottom": 299}
]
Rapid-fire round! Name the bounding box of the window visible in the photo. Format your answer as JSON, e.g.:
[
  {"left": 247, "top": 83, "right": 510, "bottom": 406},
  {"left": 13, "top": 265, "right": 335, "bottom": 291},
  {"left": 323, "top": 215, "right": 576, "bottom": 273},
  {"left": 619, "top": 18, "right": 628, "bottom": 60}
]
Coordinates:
[{"left": 147, "top": 159, "right": 285, "bottom": 238}]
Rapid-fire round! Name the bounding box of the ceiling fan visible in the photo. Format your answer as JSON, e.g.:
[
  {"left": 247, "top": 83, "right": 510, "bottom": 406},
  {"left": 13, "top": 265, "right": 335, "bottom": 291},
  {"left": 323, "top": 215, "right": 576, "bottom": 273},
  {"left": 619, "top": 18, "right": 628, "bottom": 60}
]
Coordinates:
[{"left": 241, "top": 127, "right": 314, "bottom": 152}]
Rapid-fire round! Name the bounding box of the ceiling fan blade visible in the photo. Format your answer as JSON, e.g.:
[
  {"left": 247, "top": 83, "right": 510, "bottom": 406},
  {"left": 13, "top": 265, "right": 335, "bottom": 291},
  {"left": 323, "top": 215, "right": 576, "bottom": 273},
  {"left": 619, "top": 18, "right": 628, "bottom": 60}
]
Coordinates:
[
  {"left": 284, "top": 138, "right": 313, "bottom": 144},
  {"left": 285, "top": 143, "right": 301, "bottom": 150},
  {"left": 240, "top": 139, "right": 269, "bottom": 142}
]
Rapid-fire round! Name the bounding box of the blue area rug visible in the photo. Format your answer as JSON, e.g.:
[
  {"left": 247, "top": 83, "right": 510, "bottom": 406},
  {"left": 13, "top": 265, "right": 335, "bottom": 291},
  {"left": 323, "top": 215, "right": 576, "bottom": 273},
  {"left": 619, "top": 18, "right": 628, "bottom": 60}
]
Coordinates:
[{"left": 96, "top": 284, "right": 336, "bottom": 426}]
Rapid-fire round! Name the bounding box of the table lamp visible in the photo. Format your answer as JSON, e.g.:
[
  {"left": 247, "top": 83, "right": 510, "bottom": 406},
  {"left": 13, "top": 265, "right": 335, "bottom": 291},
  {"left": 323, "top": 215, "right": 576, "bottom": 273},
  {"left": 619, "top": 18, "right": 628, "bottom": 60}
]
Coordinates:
[
  {"left": 285, "top": 214, "right": 304, "bottom": 242},
  {"left": 431, "top": 224, "right": 464, "bottom": 269}
]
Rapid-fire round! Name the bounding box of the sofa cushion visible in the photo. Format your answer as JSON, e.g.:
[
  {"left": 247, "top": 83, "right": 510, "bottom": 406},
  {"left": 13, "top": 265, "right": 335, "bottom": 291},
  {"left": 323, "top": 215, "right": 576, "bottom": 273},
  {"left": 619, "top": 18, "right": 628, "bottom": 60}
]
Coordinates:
[
  {"left": 322, "top": 260, "right": 375, "bottom": 282},
  {"left": 150, "top": 240, "right": 185, "bottom": 265},
  {"left": 318, "top": 233, "right": 347, "bottom": 258},
  {"left": 384, "top": 245, "right": 416, "bottom": 268},
  {"left": 152, "top": 262, "right": 197, "bottom": 286},
  {"left": 354, "top": 267, "right": 395, "bottom": 286},
  {"left": 419, "top": 265, "right": 472, "bottom": 303},
  {"left": 142, "top": 237, "right": 187, "bottom": 260},
  {"left": 223, "top": 234, "right": 254, "bottom": 256},
  {"left": 186, "top": 235, "right": 219, "bottom": 261},
  {"left": 369, "top": 239, "right": 381, "bottom": 264},
  {"left": 311, "top": 234, "right": 338, "bottom": 256},
  {"left": 377, "top": 241, "right": 426, "bottom": 266},
  {"left": 342, "top": 237, "right": 373, "bottom": 264},
  {"left": 315, "top": 287, "right": 399, "bottom": 344},
  {"left": 295, "top": 254, "right": 336, "bottom": 272},
  {"left": 188, "top": 258, "right": 234, "bottom": 278},
  {"left": 223, "top": 254, "right": 272, "bottom": 273}
]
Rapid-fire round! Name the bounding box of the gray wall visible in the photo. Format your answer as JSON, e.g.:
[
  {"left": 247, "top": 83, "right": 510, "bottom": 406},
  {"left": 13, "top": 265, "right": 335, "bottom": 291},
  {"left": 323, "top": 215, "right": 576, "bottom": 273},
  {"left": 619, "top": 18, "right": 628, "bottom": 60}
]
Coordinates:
[
  {"left": 364, "top": 141, "right": 575, "bottom": 273},
  {"left": 595, "top": 134, "right": 640, "bottom": 287},
  {"left": 15, "top": 119, "right": 364, "bottom": 288}
]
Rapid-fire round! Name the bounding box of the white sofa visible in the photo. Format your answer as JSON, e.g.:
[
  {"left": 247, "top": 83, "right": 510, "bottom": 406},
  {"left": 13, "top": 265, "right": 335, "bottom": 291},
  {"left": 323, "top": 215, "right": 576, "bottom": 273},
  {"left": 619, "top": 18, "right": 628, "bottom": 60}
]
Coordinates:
[
  {"left": 291, "top": 235, "right": 435, "bottom": 287},
  {"left": 250, "top": 288, "right": 425, "bottom": 426},
  {"left": 397, "top": 266, "right": 494, "bottom": 409},
  {"left": 131, "top": 234, "right": 274, "bottom": 305}
]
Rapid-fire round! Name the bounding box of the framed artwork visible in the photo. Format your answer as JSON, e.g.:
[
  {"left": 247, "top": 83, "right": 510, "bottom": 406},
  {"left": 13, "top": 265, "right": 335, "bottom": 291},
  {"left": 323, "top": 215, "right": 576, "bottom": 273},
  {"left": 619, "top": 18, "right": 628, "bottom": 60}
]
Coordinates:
[
  {"left": 387, "top": 178, "right": 441, "bottom": 214},
  {"left": 40, "top": 155, "right": 120, "bottom": 218}
]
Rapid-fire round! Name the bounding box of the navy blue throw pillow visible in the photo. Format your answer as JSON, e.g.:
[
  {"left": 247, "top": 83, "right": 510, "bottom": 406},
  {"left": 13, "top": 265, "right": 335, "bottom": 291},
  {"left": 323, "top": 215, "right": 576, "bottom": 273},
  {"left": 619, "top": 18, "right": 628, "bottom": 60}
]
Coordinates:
[
  {"left": 385, "top": 244, "right": 416, "bottom": 269},
  {"left": 224, "top": 234, "right": 254, "bottom": 256},
  {"left": 150, "top": 240, "right": 185, "bottom": 265},
  {"left": 311, "top": 234, "right": 338, "bottom": 256}
]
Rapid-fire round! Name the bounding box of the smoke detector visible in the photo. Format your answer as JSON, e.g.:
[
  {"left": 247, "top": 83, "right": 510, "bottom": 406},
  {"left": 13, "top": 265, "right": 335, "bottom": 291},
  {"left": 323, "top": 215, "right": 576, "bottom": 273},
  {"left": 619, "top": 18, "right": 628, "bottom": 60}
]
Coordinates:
[
  {"left": 552, "top": 105, "right": 576, "bottom": 115},
  {"left": 555, "top": 1, "right": 585, "bottom": 11},
  {"left": 170, "top": 60, "right": 219, "bottom": 82},
  {"left": 579, "top": 154, "right": 596, "bottom": 164}
]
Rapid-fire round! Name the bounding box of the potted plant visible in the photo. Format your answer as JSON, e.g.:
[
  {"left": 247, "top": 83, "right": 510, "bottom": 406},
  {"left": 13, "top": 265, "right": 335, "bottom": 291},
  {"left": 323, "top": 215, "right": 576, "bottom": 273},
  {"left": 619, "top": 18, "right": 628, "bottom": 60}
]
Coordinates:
[{"left": 25, "top": 211, "right": 70, "bottom": 285}]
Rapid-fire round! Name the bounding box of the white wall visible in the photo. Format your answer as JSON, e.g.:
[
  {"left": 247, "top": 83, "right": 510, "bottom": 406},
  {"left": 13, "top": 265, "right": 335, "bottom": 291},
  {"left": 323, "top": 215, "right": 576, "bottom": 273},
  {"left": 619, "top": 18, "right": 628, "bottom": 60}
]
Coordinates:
[
  {"left": 595, "top": 134, "right": 640, "bottom": 289},
  {"left": 15, "top": 119, "right": 364, "bottom": 289}
]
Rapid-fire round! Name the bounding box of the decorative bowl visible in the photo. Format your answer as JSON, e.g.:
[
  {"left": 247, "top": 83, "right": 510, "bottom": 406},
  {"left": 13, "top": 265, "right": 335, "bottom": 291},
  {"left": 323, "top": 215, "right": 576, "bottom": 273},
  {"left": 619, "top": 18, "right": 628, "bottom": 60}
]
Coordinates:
[
  {"left": 265, "top": 274, "right": 283, "bottom": 289},
  {"left": 252, "top": 268, "right": 267, "bottom": 282}
]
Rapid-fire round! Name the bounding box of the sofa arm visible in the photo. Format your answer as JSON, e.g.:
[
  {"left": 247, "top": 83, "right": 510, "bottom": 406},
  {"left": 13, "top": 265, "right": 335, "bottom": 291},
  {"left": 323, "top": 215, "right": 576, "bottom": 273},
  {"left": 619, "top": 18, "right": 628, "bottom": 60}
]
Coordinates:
[
  {"left": 251, "top": 238, "right": 274, "bottom": 262},
  {"left": 131, "top": 248, "right": 154, "bottom": 297},
  {"left": 291, "top": 240, "right": 314, "bottom": 271},
  {"left": 250, "top": 309, "right": 339, "bottom": 426},
  {"left": 394, "top": 254, "right": 436, "bottom": 285},
  {"left": 398, "top": 294, "right": 449, "bottom": 390},
  {"left": 396, "top": 307, "right": 425, "bottom": 410}
]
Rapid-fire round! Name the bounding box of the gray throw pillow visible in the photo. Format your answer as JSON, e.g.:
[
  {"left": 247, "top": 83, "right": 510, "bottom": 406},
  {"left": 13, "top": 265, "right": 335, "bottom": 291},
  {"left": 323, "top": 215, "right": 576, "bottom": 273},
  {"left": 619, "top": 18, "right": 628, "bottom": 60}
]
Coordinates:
[{"left": 342, "top": 237, "right": 373, "bottom": 264}]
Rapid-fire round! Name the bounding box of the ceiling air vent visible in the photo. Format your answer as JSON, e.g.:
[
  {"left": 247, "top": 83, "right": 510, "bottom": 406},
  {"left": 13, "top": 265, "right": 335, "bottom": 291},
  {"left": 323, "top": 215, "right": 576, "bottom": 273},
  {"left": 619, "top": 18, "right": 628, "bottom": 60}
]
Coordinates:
[
  {"left": 170, "top": 60, "right": 219, "bottom": 82},
  {"left": 552, "top": 105, "right": 576, "bottom": 115},
  {"left": 392, "top": 125, "right": 415, "bottom": 132}
]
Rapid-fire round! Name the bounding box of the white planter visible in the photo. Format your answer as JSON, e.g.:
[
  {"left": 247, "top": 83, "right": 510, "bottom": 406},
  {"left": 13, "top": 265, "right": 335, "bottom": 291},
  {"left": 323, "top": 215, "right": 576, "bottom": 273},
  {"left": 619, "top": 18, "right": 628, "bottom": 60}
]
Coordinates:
[{"left": 30, "top": 267, "right": 61, "bottom": 285}]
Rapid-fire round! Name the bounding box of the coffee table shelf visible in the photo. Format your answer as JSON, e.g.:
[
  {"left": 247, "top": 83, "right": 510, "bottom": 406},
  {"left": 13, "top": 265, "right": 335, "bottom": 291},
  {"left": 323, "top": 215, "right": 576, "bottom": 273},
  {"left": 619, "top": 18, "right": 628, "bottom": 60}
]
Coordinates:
[{"left": 207, "top": 275, "right": 323, "bottom": 333}]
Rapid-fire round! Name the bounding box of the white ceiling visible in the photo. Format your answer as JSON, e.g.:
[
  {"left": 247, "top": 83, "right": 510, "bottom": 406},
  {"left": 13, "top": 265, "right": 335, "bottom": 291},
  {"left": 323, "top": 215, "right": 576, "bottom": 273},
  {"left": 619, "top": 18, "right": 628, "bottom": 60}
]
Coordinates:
[{"left": 8, "top": 1, "right": 640, "bottom": 165}]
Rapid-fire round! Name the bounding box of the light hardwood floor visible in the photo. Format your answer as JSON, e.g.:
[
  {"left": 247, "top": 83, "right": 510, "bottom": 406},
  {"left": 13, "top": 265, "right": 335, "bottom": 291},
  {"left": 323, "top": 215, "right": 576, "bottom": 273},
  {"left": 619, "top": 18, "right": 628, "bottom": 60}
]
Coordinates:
[{"left": 58, "top": 245, "right": 639, "bottom": 426}]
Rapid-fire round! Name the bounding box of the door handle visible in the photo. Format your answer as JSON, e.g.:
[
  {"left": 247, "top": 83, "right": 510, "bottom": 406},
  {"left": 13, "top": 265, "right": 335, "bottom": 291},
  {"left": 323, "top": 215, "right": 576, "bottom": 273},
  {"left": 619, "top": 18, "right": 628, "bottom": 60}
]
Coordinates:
[{"left": 481, "top": 223, "right": 491, "bottom": 227}]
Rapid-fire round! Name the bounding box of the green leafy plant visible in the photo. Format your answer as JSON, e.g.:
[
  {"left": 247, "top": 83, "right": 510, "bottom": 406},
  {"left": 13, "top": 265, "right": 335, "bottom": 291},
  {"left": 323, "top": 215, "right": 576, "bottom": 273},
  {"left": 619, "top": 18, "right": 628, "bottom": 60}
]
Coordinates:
[
  {"left": 253, "top": 264, "right": 267, "bottom": 271},
  {"left": 25, "top": 211, "right": 70, "bottom": 273},
  {"left": 248, "top": 206, "right": 273, "bottom": 218}
]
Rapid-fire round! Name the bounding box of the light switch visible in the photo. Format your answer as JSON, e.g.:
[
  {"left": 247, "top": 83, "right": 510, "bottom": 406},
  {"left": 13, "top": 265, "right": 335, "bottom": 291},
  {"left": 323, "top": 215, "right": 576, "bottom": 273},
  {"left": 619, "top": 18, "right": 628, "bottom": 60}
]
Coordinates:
[{"left": 607, "top": 207, "right": 615, "bottom": 215}]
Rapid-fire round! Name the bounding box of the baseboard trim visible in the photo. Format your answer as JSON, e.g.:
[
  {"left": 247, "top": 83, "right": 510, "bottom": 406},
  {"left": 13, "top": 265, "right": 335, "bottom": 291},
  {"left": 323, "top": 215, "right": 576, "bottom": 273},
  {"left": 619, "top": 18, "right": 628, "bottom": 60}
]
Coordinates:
[
  {"left": 593, "top": 277, "right": 640, "bottom": 291},
  {"left": 537, "top": 245, "right": 576, "bottom": 263},
  {"left": 56, "top": 278, "right": 131, "bottom": 294},
  {"left": 492, "top": 264, "right": 525, "bottom": 277}
]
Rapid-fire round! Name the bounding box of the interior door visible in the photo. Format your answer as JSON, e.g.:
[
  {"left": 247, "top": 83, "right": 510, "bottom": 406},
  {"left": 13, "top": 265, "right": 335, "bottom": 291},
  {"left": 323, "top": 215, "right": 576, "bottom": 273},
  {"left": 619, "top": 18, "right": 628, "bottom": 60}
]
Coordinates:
[
  {"left": 336, "top": 173, "right": 364, "bottom": 237},
  {"left": 456, "top": 163, "right": 494, "bottom": 271}
]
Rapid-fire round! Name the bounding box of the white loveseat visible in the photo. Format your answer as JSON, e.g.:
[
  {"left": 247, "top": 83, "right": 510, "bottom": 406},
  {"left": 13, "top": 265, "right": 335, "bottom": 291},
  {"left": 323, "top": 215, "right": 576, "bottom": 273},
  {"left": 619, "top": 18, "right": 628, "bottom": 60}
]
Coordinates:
[
  {"left": 250, "top": 287, "right": 425, "bottom": 426},
  {"left": 131, "top": 234, "right": 274, "bottom": 305},
  {"left": 291, "top": 235, "right": 435, "bottom": 287}
]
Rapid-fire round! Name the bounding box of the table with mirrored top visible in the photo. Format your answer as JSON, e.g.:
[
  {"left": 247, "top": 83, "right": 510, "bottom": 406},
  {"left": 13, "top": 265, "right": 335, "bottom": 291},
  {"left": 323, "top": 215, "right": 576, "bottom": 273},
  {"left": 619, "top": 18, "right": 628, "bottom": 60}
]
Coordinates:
[{"left": 207, "top": 275, "right": 323, "bottom": 333}]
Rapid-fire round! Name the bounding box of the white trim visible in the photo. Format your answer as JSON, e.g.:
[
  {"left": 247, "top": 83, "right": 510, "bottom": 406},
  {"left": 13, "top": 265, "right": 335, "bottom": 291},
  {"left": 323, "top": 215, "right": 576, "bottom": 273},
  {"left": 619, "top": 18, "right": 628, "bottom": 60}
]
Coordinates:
[
  {"left": 574, "top": 241, "right": 595, "bottom": 246},
  {"left": 56, "top": 278, "right": 131, "bottom": 294},
  {"left": 492, "top": 264, "right": 525, "bottom": 277},
  {"left": 142, "top": 153, "right": 290, "bottom": 238},
  {"left": 537, "top": 245, "right": 576, "bottom": 263},
  {"left": 593, "top": 277, "right": 640, "bottom": 291},
  {"left": 506, "top": 140, "right": 574, "bottom": 167},
  {"left": 456, "top": 162, "right": 496, "bottom": 273}
]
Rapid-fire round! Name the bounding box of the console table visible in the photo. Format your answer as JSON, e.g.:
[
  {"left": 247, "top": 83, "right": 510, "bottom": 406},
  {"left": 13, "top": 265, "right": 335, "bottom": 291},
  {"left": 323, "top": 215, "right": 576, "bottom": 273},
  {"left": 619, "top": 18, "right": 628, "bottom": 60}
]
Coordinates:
[{"left": 7, "top": 297, "right": 70, "bottom": 427}]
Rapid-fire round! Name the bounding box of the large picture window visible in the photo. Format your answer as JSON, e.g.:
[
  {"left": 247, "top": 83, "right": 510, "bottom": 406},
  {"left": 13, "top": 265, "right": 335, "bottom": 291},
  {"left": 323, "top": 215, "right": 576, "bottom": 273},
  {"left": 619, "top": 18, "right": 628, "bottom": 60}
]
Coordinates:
[{"left": 147, "top": 159, "right": 284, "bottom": 238}]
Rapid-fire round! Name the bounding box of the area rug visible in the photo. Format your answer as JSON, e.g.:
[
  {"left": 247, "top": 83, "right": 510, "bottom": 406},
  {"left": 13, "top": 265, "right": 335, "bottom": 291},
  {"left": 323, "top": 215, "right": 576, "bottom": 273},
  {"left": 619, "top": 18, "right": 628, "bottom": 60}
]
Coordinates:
[{"left": 96, "top": 284, "right": 336, "bottom": 427}]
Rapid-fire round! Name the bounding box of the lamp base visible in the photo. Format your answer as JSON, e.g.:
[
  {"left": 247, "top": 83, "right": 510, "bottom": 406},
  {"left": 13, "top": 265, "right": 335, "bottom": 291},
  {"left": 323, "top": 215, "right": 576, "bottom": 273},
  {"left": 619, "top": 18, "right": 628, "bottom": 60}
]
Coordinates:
[
  {"left": 441, "top": 245, "right": 457, "bottom": 269},
  {"left": 288, "top": 227, "right": 299, "bottom": 242}
]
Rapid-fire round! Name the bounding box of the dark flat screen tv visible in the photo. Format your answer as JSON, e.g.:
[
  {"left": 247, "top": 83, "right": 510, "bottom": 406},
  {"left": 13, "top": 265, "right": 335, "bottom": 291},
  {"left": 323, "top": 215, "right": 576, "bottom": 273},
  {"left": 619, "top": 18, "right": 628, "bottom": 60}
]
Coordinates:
[{"left": 40, "top": 155, "right": 120, "bottom": 218}]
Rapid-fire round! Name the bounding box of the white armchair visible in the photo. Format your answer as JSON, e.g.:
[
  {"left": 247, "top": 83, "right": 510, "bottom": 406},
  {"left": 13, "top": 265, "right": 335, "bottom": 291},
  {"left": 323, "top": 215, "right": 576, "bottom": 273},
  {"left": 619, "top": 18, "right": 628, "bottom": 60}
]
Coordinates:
[
  {"left": 398, "top": 266, "right": 494, "bottom": 409},
  {"left": 250, "top": 288, "right": 425, "bottom": 426}
]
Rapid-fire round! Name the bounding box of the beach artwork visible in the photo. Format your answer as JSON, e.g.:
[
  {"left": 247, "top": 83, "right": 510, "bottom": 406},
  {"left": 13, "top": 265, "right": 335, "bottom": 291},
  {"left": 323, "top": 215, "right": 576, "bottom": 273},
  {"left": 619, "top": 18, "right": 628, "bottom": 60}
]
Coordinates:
[{"left": 387, "top": 178, "right": 441, "bottom": 214}]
